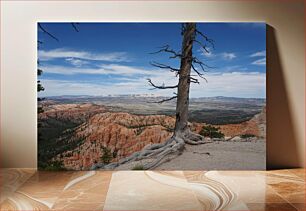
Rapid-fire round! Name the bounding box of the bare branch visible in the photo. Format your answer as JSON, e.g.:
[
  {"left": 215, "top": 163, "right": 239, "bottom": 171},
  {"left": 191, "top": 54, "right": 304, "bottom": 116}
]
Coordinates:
[
  {"left": 191, "top": 63, "right": 204, "bottom": 75},
  {"left": 181, "top": 23, "right": 186, "bottom": 35},
  {"left": 189, "top": 76, "right": 200, "bottom": 84},
  {"left": 191, "top": 64, "right": 208, "bottom": 82},
  {"left": 193, "top": 61, "right": 208, "bottom": 72},
  {"left": 195, "top": 29, "right": 214, "bottom": 49},
  {"left": 180, "top": 75, "right": 202, "bottom": 84},
  {"left": 147, "top": 79, "right": 178, "bottom": 89},
  {"left": 193, "top": 57, "right": 214, "bottom": 68},
  {"left": 150, "top": 45, "right": 169, "bottom": 54},
  {"left": 38, "top": 23, "right": 59, "bottom": 42},
  {"left": 37, "top": 40, "right": 43, "bottom": 49},
  {"left": 37, "top": 68, "right": 43, "bottom": 76},
  {"left": 192, "top": 57, "right": 215, "bottom": 78},
  {"left": 150, "top": 62, "right": 180, "bottom": 73},
  {"left": 150, "top": 45, "right": 182, "bottom": 59},
  {"left": 153, "top": 95, "right": 177, "bottom": 104},
  {"left": 71, "top": 23, "right": 80, "bottom": 32},
  {"left": 193, "top": 39, "right": 210, "bottom": 53}
]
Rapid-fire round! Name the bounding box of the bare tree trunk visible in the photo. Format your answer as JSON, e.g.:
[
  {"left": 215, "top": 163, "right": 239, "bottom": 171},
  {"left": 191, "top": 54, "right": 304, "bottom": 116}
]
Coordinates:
[
  {"left": 93, "top": 23, "right": 216, "bottom": 170},
  {"left": 174, "top": 23, "right": 196, "bottom": 134}
]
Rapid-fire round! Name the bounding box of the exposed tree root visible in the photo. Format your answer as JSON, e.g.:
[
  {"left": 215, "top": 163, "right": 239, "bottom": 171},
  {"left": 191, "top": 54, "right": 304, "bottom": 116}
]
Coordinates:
[
  {"left": 92, "top": 130, "right": 217, "bottom": 170},
  {"left": 182, "top": 131, "right": 213, "bottom": 145}
]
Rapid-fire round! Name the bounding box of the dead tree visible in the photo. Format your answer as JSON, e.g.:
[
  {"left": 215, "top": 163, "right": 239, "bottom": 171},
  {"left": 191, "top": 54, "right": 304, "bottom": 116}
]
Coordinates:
[{"left": 96, "top": 23, "right": 218, "bottom": 170}]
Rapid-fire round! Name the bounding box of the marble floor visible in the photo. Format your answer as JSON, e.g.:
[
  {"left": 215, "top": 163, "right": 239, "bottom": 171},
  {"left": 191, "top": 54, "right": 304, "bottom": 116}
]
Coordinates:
[{"left": 0, "top": 169, "right": 304, "bottom": 211}]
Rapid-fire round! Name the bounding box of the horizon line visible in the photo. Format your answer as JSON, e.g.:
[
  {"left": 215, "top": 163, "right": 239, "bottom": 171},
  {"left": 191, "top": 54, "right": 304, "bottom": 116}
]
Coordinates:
[{"left": 40, "top": 94, "right": 267, "bottom": 100}]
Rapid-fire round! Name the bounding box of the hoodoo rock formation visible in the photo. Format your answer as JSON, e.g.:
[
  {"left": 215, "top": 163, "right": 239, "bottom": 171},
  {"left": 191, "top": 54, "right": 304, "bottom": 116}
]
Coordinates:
[{"left": 38, "top": 103, "right": 265, "bottom": 170}]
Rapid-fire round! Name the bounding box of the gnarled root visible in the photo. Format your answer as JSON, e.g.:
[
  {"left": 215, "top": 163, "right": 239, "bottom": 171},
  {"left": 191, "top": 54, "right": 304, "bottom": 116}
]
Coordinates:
[
  {"left": 182, "top": 130, "right": 213, "bottom": 145},
  {"left": 93, "top": 130, "right": 214, "bottom": 170}
]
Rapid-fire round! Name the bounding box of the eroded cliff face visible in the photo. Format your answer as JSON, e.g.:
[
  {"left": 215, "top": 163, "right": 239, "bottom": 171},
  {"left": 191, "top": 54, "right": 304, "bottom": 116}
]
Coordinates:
[
  {"left": 55, "top": 112, "right": 178, "bottom": 170},
  {"left": 219, "top": 106, "right": 266, "bottom": 138},
  {"left": 39, "top": 103, "right": 266, "bottom": 170}
]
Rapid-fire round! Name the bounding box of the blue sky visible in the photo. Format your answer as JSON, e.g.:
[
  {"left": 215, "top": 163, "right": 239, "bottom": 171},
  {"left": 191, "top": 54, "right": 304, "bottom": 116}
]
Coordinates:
[{"left": 38, "top": 23, "right": 266, "bottom": 98}]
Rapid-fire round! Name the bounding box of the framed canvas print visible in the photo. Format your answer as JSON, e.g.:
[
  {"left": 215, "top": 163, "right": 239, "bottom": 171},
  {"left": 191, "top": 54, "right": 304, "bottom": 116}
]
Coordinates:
[{"left": 37, "top": 22, "right": 266, "bottom": 170}]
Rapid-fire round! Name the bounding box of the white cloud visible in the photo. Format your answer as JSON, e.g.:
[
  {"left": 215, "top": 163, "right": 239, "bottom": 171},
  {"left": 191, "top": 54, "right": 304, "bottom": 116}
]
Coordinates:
[
  {"left": 191, "top": 72, "right": 266, "bottom": 98},
  {"left": 221, "top": 65, "right": 248, "bottom": 72},
  {"left": 38, "top": 48, "right": 130, "bottom": 62},
  {"left": 41, "top": 64, "right": 165, "bottom": 76},
  {"left": 250, "top": 51, "right": 266, "bottom": 57},
  {"left": 98, "top": 64, "right": 161, "bottom": 76},
  {"left": 65, "top": 58, "right": 89, "bottom": 67},
  {"left": 199, "top": 49, "right": 237, "bottom": 61},
  {"left": 221, "top": 52, "right": 236, "bottom": 60},
  {"left": 250, "top": 50, "right": 266, "bottom": 66},
  {"left": 252, "top": 58, "right": 266, "bottom": 66},
  {"left": 40, "top": 71, "right": 266, "bottom": 98},
  {"left": 39, "top": 76, "right": 175, "bottom": 97}
]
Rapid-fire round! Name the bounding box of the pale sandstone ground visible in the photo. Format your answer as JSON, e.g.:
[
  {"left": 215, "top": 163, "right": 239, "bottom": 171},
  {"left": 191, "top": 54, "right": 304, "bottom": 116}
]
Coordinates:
[
  {"left": 115, "top": 140, "right": 266, "bottom": 170},
  {"left": 156, "top": 140, "right": 266, "bottom": 170}
]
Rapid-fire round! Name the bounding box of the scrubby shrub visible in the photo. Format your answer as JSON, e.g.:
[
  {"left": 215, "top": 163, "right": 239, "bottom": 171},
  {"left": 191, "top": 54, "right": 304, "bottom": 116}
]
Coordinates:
[
  {"left": 135, "top": 127, "right": 145, "bottom": 136},
  {"left": 44, "top": 160, "right": 66, "bottom": 171},
  {"left": 112, "top": 149, "right": 118, "bottom": 158},
  {"left": 240, "top": 134, "right": 256, "bottom": 139},
  {"left": 200, "top": 125, "right": 224, "bottom": 139},
  {"left": 132, "top": 164, "right": 145, "bottom": 170},
  {"left": 100, "top": 146, "right": 112, "bottom": 164}
]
